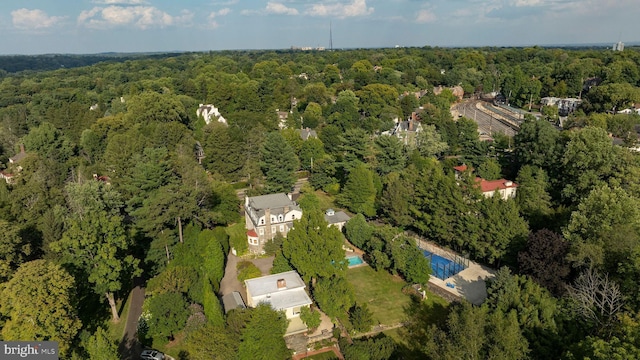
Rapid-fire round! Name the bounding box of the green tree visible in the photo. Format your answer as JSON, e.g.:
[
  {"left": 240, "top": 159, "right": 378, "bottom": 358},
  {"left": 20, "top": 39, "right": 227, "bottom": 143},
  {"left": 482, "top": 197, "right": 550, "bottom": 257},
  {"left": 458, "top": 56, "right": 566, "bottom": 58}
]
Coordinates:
[
  {"left": 416, "top": 124, "right": 449, "bottom": 157},
  {"left": 300, "top": 306, "right": 321, "bottom": 331},
  {"left": 282, "top": 208, "right": 345, "bottom": 283},
  {"left": 51, "top": 181, "right": 139, "bottom": 322},
  {"left": 514, "top": 117, "right": 560, "bottom": 171},
  {"left": 84, "top": 327, "right": 119, "bottom": 360},
  {"left": 349, "top": 303, "right": 374, "bottom": 333},
  {"left": 183, "top": 323, "right": 238, "bottom": 360},
  {"left": 0, "top": 260, "right": 82, "bottom": 356},
  {"left": 147, "top": 291, "right": 189, "bottom": 341},
  {"left": 564, "top": 184, "right": 640, "bottom": 268},
  {"left": 338, "top": 164, "right": 376, "bottom": 217},
  {"left": 475, "top": 196, "right": 529, "bottom": 265},
  {"left": 374, "top": 135, "right": 406, "bottom": 176},
  {"left": 313, "top": 275, "right": 356, "bottom": 319},
  {"left": 202, "top": 123, "right": 245, "bottom": 181},
  {"left": 477, "top": 158, "right": 502, "bottom": 180},
  {"left": 238, "top": 304, "right": 290, "bottom": 360},
  {"left": 0, "top": 220, "right": 31, "bottom": 282},
  {"left": 299, "top": 137, "right": 326, "bottom": 172},
  {"left": 515, "top": 165, "right": 553, "bottom": 230},
  {"left": 344, "top": 213, "right": 374, "bottom": 249},
  {"left": 260, "top": 131, "right": 299, "bottom": 193}
]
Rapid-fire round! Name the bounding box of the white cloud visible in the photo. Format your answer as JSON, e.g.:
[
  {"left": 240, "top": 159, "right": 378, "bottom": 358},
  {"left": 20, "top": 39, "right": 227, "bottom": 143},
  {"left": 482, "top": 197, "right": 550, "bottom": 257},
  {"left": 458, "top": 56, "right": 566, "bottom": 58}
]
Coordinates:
[
  {"left": 306, "top": 0, "right": 373, "bottom": 18},
  {"left": 266, "top": 2, "right": 299, "bottom": 15},
  {"left": 207, "top": 8, "right": 231, "bottom": 28},
  {"left": 78, "top": 5, "right": 190, "bottom": 29},
  {"left": 416, "top": 9, "right": 436, "bottom": 23},
  {"left": 12, "top": 8, "right": 66, "bottom": 30}
]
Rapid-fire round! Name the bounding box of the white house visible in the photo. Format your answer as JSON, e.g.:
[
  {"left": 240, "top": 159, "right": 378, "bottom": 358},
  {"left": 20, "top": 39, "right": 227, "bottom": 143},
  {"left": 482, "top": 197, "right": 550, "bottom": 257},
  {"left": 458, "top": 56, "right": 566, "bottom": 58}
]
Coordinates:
[
  {"left": 197, "top": 104, "right": 227, "bottom": 125},
  {"left": 324, "top": 209, "right": 351, "bottom": 232},
  {"left": 244, "top": 271, "right": 313, "bottom": 335},
  {"left": 478, "top": 178, "right": 518, "bottom": 200},
  {"left": 245, "top": 193, "right": 302, "bottom": 254}
]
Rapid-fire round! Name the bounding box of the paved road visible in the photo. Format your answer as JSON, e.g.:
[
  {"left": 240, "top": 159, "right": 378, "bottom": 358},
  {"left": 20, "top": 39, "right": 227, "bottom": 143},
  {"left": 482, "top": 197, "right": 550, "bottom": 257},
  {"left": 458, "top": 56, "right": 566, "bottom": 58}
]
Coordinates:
[
  {"left": 452, "top": 100, "right": 518, "bottom": 137},
  {"left": 118, "top": 277, "right": 145, "bottom": 360}
]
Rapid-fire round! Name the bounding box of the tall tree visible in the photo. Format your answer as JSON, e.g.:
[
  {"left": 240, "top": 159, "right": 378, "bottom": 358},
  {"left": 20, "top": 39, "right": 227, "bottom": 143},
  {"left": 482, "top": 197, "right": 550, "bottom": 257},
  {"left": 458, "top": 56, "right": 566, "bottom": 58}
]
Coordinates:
[
  {"left": 518, "top": 229, "right": 570, "bottom": 295},
  {"left": 0, "top": 260, "right": 82, "bottom": 357},
  {"left": 374, "top": 135, "right": 407, "bottom": 176},
  {"left": 260, "top": 131, "right": 299, "bottom": 193},
  {"left": 282, "top": 207, "right": 345, "bottom": 284},
  {"left": 338, "top": 163, "right": 377, "bottom": 217},
  {"left": 238, "top": 304, "right": 290, "bottom": 360},
  {"left": 51, "top": 181, "right": 139, "bottom": 322}
]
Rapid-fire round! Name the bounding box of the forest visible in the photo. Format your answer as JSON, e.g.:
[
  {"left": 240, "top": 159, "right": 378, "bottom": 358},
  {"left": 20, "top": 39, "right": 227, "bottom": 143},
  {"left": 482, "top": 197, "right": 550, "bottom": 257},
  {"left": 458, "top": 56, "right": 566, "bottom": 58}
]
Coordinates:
[{"left": 1, "top": 45, "right": 640, "bottom": 359}]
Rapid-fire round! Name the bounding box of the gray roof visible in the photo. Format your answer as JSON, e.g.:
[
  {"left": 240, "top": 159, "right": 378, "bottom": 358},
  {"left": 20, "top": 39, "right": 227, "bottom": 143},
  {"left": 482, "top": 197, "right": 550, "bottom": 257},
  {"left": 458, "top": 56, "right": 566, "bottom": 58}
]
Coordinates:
[
  {"left": 296, "top": 128, "right": 318, "bottom": 141},
  {"left": 325, "top": 210, "right": 351, "bottom": 225},
  {"left": 247, "top": 193, "right": 300, "bottom": 218},
  {"left": 245, "top": 271, "right": 312, "bottom": 311},
  {"left": 222, "top": 291, "right": 246, "bottom": 313}
]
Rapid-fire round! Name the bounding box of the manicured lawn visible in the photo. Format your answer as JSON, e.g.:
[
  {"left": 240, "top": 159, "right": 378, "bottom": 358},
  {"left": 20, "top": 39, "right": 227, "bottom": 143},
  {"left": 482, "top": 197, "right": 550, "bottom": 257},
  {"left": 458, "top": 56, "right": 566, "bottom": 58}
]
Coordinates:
[
  {"left": 347, "top": 266, "right": 449, "bottom": 326},
  {"left": 347, "top": 266, "right": 413, "bottom": 325}
]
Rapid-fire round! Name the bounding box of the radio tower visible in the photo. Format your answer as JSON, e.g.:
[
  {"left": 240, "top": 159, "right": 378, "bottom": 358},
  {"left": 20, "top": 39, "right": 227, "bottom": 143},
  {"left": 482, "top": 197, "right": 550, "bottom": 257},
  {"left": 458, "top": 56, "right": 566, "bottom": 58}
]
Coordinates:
[{"left": 329, "top": 21, "right": 333, "bottom": 51}]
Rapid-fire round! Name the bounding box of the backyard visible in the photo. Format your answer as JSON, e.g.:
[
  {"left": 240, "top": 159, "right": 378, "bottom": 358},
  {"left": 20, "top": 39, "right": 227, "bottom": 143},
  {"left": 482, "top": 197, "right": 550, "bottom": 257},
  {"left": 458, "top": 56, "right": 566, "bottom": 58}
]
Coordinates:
[{"left": 346, "top": 266, "right": 448, "bottom": 326}]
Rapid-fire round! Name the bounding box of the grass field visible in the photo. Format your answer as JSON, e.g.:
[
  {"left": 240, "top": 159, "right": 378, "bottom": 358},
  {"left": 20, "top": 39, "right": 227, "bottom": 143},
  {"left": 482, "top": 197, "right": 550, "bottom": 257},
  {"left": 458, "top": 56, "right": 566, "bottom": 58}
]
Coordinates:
[
  {"left": 347, "top": 266, "right": 449, "bottom": 326},
  {"left": 346, "top": 266, "right": 413, "bottom": 325},
  {"left": 301, "top": 350, "right": 340, "bottom": 360}
]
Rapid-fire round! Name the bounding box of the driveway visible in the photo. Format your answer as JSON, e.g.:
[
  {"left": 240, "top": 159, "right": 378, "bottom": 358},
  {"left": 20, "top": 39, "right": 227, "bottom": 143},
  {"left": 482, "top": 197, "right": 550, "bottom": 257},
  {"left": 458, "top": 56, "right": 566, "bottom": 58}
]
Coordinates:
[
  {"left": 219, "top": 252, "right": 274, "bottom": 304},
  {"left": 118, "top": 277, "right": 145, "bottom": 360}
]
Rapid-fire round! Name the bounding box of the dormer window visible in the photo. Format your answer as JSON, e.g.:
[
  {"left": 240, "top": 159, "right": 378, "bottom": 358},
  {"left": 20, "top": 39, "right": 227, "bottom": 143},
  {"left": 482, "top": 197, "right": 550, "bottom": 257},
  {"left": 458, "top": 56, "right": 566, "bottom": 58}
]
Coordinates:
[
  {"left": 278, "top": 214, "right": 283, "bottom": 222},
  {"left": 260, "top": 219, "right": 264, "bottom": 225},
  {"left": 292, "top": 214, "right": 296, "bottom": 220}
]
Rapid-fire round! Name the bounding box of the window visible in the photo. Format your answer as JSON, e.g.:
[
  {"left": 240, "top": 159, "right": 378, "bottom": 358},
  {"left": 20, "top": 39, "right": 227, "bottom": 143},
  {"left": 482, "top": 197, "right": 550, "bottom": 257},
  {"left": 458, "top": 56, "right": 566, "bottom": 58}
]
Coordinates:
[
  {"left": 280, "top": 225, "right": 284, "bottom": 232},
  {"left": 292, "top": 307, "right": 301, "bottom": 315},
  {"left": 272, "top": 226, "right": 276, "bottom": 233},
  {"left": 278, "top": 214, "right": 283, "bottom": 222},
  {"left": 259, "top": 228, "right": 264, "bottom": 235},
  {"left": 248, "top": 238, "right": 258, "bottom": 245},
  {"left": 292, "top": 214, "right": 296, "bottom": 220},
  {"left": 260, "top": 218, "right": 264, "bottom": 225}
]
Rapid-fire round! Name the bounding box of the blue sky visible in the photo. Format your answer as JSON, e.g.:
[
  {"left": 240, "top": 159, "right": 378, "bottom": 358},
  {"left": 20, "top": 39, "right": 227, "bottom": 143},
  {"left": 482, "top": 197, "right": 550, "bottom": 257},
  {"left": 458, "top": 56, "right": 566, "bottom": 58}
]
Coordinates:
[{"left": 0, "top": 0, "right": 637, "bottom": 54}]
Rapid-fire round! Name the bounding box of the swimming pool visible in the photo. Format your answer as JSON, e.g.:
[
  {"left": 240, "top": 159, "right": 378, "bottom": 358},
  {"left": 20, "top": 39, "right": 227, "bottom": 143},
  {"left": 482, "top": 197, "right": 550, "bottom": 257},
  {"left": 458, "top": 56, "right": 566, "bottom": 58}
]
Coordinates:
[
  {"left": 346, "top": 255, "right": 364, "bottom": 267},
  {"left": 422, "top": 250, "right": 466, "bottom": 280}
]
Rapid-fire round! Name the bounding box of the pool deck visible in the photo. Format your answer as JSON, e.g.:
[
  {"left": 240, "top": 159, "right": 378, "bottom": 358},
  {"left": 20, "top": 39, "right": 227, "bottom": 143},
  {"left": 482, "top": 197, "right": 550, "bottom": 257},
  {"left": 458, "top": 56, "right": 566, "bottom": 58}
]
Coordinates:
[
  {"left": 416, "top": 238, "right": 496, "bottom": 305},
  {"left": 428, "top": 261, "right": 496, "bottom": 305}
]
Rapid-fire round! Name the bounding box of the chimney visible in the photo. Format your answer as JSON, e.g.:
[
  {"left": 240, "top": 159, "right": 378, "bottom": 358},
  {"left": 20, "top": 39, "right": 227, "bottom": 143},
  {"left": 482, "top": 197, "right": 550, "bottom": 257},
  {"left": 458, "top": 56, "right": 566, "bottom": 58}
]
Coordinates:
[
  {"left": 409, "top": 120, "right": 414, "bottom": 132},
  {"left": 277, "top": 278, "right": 287, "bottom": 289}
]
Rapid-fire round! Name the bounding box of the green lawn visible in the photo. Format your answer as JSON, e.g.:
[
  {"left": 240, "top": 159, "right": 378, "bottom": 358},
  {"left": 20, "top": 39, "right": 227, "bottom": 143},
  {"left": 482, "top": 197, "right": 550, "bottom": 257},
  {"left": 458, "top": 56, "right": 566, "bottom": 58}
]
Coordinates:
[
  {"left": 346, "top": 266, "right": 413, "bottom": 325},
  {"left": 347, "top": 266, "right": 449, "bottom": 326},
  {"left": 313, "top": 190, "right": 337, "bottom": 211},
  {"left": 105, "top": 291, "right": 132, "bottom": 343}
]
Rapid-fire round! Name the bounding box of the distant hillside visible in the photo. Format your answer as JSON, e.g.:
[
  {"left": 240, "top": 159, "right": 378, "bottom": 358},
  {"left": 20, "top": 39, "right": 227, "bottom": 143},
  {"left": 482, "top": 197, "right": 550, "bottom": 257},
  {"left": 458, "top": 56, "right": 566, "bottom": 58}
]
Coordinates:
[{"left": 0, "top": 52, "right": 185, "bottom": 73}]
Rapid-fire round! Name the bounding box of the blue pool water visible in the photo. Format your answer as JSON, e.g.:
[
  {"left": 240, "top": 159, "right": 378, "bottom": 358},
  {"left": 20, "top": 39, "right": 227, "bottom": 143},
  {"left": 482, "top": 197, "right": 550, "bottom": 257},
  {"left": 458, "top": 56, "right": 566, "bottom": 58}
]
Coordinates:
[
  {"left": 347, "top": 255, "right": 364, "bottom": 267},
  {"left": 422, "top": 250, "right": 466, "bottom": 280}
]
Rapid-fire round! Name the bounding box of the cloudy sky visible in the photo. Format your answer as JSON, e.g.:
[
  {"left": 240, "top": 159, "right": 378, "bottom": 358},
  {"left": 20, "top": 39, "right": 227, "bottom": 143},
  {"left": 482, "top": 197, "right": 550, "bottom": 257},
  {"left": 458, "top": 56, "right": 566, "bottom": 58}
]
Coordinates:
[{"left": 0, "top": 0, "right": 636, "bottom": 54}]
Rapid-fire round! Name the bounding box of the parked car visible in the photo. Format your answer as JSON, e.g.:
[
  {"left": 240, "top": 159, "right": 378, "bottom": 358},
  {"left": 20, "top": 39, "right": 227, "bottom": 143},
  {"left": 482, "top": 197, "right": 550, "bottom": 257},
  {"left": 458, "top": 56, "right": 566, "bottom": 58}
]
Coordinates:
[{"left": 140, "top": 349, "right": 165, "bottom": 360}]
